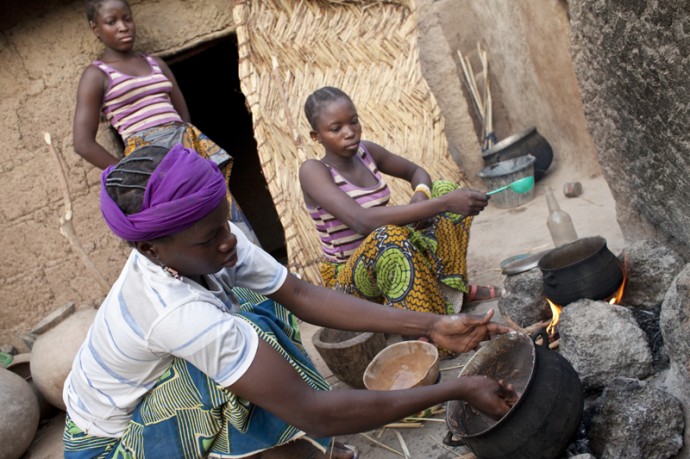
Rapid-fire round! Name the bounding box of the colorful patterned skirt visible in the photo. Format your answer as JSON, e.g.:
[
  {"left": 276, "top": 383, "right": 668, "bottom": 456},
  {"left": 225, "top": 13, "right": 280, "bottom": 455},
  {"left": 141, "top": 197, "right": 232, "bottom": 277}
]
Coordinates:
[
  {"left": 122, "top": 122, "right": 260, "bottom": 245},
  {"left": 63, "top": 289, "right": 331, "bottom": 458},
  {"left": 320, "top": 180, "right": 473, "bottom": 317}
]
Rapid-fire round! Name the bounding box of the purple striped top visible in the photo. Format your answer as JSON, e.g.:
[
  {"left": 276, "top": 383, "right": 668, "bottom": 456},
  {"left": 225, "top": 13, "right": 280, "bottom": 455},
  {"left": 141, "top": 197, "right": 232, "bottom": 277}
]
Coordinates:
[
  {"left": 306, "top": 143, "right": 391, "bottom": 263},
  {"left": 92, "top": 55, "right": 183, "bottom": 138}
]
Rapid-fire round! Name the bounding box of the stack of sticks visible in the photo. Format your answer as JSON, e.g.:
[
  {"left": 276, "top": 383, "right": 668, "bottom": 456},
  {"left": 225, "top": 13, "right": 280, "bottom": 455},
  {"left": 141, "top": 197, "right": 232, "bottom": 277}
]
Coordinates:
[{"left": 457, "top": 43, "right": 495, "bottom": 151}]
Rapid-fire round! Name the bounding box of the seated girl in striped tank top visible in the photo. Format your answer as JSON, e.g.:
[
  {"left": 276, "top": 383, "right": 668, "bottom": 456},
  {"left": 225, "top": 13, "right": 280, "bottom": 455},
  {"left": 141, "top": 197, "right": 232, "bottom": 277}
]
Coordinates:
[
  {"left": 72, "top": 0, "right": 258, "bottom": 244},
  {"left": 300, "top": 87, "right": 501, "bottom": 357}
]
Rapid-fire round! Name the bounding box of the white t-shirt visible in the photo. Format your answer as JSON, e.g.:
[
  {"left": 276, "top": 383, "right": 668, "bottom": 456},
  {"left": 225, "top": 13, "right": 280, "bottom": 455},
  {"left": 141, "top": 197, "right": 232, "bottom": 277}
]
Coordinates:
[{"left": 63, "top": 222, "right": 288, "bottom": 438}]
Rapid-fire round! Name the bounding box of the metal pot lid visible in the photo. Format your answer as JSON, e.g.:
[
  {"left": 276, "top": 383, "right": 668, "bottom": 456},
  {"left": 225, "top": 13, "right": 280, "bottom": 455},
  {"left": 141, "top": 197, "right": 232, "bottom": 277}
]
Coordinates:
[
  {"left": 501, "top": 249, "right": 552, "bottom": 276},
  {"left": 481, "top": 127, "right": 537, "bottom": 157}
]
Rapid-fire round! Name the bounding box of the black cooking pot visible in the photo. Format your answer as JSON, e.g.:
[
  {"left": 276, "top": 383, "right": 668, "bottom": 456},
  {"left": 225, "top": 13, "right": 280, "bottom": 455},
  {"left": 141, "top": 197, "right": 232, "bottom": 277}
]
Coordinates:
[
  {"left": 538, "top": 236, "right": 623, "bottom": 305},
  {"left": 482, "top": 127, "right": 553, "bottom": 181},
  {"left": 446, "top": 333, "right": 583, "bottom": 459}
]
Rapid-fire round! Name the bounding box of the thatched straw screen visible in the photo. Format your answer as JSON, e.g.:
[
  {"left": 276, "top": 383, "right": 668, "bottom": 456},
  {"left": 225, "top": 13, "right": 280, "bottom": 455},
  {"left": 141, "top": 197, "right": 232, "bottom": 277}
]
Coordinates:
[{"left": 233, "top": 0, "right": 468, "bottom": 285}]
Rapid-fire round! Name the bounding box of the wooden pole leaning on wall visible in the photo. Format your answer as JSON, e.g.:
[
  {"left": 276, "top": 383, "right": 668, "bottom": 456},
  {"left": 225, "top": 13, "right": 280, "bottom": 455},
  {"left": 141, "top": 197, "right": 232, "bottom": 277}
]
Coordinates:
[{"left": 44, "top": 132, "right": 110, "bottom": 295}]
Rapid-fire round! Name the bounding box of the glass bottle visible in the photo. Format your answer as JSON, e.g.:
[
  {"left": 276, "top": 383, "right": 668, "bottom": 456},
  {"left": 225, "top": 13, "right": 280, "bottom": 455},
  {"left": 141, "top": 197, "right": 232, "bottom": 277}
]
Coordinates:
[{"left": 545, "top": 186, "right": 578, "bottom": 247}]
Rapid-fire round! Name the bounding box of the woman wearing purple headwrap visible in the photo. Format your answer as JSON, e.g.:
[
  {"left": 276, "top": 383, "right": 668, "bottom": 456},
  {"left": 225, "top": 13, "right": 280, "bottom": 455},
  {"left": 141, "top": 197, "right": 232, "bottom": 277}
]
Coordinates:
[{"left": 63, "top": 144, "right": 516, "bottom": 459}]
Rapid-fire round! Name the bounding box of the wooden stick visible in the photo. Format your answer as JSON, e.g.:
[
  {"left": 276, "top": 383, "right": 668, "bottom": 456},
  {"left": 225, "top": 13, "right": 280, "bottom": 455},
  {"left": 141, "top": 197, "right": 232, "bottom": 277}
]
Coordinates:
[
  {"left": 402, "top": 417, "right": 446, "bottom": 423},
  {"left": 549, "top": 339, "right": 560, "bottom": 349},
  {"left": 457, "top": 50, "right": 483, "bottom": 121},
  {"left": 431, "top": 405, "right": 446, "bottom": 415},
  {"left": 358, "top": 433, "right": 405, "bottom": 456},
  {"left": 525, "top": 320, "right": 551, "bottom": 335},
  {"left": 465, "top": 55, "right": 484, "bottom": 116},
  {"left": 441, "top": 363, "right": 465, "bottom": 371},
  {"left": 501, "top": 315, "right": 528, "bottom": 334},
  {"left": 478, "top": 44, "right": 488, "bottom": 142},
  {"left": 45, "top": 133, "right": 110, "bottom": 295},
  {"left": 393, "top": 430, "right": 412, "bottom": 459},
  {"left": 384, "top": 422, "right": 423, "bottom": 429},
  {"left": 482, "top": 48, "right": 493, "bottom": 147}
]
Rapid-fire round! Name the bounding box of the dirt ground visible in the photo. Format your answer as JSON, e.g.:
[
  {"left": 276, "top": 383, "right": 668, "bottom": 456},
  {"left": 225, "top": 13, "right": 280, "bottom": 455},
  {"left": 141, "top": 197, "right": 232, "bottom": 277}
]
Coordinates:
[{"left": 22, "top": 167, "right": 624, "bottom": 458}]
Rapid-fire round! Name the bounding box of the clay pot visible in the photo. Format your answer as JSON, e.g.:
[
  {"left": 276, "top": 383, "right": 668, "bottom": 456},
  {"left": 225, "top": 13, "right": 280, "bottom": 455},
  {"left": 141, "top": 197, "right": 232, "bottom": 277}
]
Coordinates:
[
  {"left": 31, "top": 308, "right": 97, "bottom": 411},
  {"left": 312, "top": 328, "right": 387, "bottom": 388},
  {"left": 7, "top": 353, "right": 57, "bottom": 420},
  {"left": 0, "top": 367, "right": 40, "bottom": 459}
]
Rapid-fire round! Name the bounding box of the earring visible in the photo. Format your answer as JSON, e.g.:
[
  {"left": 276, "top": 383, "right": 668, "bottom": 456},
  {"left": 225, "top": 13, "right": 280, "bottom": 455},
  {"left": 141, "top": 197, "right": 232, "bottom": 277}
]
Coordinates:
[{"left": 162, "top": 266, "right": 182, "bottom": 280}]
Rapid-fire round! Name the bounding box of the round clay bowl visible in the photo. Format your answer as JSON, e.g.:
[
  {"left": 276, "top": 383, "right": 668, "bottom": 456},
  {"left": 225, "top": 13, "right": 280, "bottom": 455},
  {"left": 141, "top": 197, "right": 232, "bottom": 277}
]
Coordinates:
[{"left": 363, "top": 340, "right": 440, "bottom": 390}]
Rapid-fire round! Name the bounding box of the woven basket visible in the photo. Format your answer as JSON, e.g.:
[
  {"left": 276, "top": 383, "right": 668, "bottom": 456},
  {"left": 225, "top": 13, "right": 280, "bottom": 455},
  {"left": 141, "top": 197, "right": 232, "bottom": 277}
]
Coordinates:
[{"left": 233, "top": 0, "right": 467, "bottom": 285}]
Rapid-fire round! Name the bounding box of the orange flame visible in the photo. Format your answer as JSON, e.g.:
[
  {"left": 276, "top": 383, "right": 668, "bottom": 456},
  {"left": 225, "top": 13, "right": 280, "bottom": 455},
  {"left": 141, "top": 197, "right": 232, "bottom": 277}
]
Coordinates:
[
  {"left": 609, "top": 258, "right": 627, "bottom": 304},
  {"left": 546, "top": 298, "right": 561, "bottom": 337}
]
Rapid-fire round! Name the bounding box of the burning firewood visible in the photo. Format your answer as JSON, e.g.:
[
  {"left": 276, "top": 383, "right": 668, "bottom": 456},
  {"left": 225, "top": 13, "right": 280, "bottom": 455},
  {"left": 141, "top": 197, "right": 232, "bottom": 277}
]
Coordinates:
[{"left": 525, "top": 320, "right": 551, "bottom": 335}]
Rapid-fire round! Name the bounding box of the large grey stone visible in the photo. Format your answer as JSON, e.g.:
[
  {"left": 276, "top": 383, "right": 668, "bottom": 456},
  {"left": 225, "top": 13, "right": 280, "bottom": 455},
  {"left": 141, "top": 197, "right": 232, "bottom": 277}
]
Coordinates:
[
  {"left": 589, "top": 377, "right": 683, "bottom": 459},
  {"left": 497, "top": 268, "right": 551, "bottom": 328},
  {"left": 558, "top": 300, "right": 652, "bottom": 390},
  {"left": 569, "top": 1, "right": 690, "bottom": 260},
  {"left": 661, "top": 263, "right": 690, "bottom": 458},
  {"left": 620, "top": 240, "right": 684, "bottom": 308}
]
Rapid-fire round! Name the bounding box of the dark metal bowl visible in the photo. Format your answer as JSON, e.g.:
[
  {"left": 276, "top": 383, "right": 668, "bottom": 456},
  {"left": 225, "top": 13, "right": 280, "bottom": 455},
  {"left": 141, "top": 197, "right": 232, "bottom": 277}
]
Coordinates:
[{"left": 482, "top": 127, "right": 553, "bottom": 181}]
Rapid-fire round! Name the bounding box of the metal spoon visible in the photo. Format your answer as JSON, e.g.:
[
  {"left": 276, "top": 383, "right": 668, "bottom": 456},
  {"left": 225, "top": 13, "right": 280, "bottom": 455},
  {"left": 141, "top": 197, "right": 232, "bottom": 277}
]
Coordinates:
[{"left": 486, "top": 176, "right": 535, "bottom": 195}]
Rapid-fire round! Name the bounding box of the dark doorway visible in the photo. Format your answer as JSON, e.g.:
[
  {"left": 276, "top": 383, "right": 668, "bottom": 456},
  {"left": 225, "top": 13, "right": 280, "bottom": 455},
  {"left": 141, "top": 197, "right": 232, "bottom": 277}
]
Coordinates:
[{"left": 169, "top": 35, "right": 287, "bottom": 264}]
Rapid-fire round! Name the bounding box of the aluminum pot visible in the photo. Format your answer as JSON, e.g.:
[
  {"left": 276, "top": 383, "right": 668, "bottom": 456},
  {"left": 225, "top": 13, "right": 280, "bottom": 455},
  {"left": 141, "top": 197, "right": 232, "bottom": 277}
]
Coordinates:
[
  {"left": 446, "top": 333, "right": 583, "bottom": 459},
  {"left": 538, "top": 236, "right": 623, "bottom": 305}
]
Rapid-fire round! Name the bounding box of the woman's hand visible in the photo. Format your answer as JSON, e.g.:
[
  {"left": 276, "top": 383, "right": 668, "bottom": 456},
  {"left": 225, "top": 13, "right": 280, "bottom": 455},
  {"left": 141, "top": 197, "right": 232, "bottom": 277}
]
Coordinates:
[
  {"left": 442, "top": 189, "right": 489, "bottom": 216},
  {"left": 427, "top": 309, "right": 511, "bottom": 353},
  {"left": 456, "top": 375, "right": 518, "bottom": 420}
]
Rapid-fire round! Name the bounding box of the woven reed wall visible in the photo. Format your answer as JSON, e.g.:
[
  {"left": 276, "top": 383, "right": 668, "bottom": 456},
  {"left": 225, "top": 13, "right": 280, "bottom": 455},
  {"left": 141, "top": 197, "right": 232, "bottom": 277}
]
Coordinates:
[{"left": 233, "top": 0, "right": 467, "bottom": 284}]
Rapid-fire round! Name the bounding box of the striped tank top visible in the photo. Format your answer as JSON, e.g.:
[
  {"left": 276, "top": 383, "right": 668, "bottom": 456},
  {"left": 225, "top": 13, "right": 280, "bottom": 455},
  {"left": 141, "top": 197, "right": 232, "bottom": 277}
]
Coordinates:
[
  {"left": 92, "top": 54, "right": 183, "bottom": 138},
  {"left": 306, "top": 143, "right": 390, "bottom": 263}
]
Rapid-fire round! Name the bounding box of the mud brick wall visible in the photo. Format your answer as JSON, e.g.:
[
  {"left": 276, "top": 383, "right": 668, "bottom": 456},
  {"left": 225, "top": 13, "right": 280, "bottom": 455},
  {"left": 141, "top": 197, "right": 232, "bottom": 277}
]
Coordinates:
[{"left": 0, "top": 0, "right": 236, "bottom": 346}]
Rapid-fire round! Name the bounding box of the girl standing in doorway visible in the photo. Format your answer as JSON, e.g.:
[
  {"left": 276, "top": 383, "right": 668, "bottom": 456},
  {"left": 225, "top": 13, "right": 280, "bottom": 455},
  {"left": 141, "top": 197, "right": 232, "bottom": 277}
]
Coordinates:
[{"left": 73, "top": 0, "right": 258, "bottom": 243}]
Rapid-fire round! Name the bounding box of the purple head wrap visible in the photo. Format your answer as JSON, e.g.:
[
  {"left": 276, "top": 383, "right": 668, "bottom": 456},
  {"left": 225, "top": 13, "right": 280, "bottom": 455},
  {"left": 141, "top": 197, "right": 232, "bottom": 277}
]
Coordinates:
[{"left": 100, "top": 144, "right": 227, "bottom": 241}]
